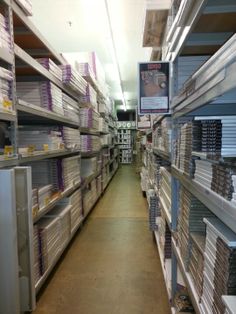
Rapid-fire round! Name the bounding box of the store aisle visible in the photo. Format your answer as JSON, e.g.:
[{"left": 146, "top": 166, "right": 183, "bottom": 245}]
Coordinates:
[{"left": 34, "top": 166, "right": 171, "bottom": 314}]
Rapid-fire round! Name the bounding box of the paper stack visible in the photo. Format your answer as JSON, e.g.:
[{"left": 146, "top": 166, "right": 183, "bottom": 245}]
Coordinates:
[
  {"left": 202, "top": 218, "right": 236, "bottom": 314},
  {"left": 57, "top": 155, "right": 81, "bottom": 191},
  {"left": 81, "top": 157, "right": 97, "bottom": 178},
  {"left": 15, "top": 0, "right": 33, "bottom": 16},
  {"left": 0, "top": 67, "right": 13, "bottom": 112},
  {"left": 61, "top": 64, "right": 87, "bottom": 96},
  {"left": 160, "top": 167, "right": 171, "bottom": 211},
  {"left": 81, "top": 135, "right": 101, "bottom": 153},
  {"left": 96, "top": 175, "right": 102, "bottom": 196},
  {"left": 33, "top": 225, "right": 41, "bottom": 284},
  {"left": 83, "top": 179, "right": 97, "bottom": 216},
  {"left": 211, "top": 164, "right": 236, "bottom": 201},
  {"left": 37, "top": 58, "right": 62, "bottom": 81},
  {"left": 80, "top": 83, "right": 97, "bottom": 110},
  {"left": 18, "top": 126, "right": 63, "bottom": 153},
  {"left": 178, "top": 187, "right": 215, "bottom": 268},
  {"left": 194, "top": 159, "right": 213, "bottom": 190},
  {"left": 16, "top": 81, "right": 64, "bottom": 115},
  {"left": 76, "top": 62, "right": 97, "bottom": 85},
  {"left": 61, "top": 126, "right": 80, "bottom": 150},
  {"left": 59, "top": 189, "right": 83, "bottom": 233},
  {"left": 37, "top": 217, "right": 61, "bottom": 275},
  {"left": 98, "top": 117, "right": 109, "bottom": 134},
  {"left": 189, "top": 233, "right": 206, "bottom": 300},
  {"left": 0, "top": 14, "right": 11, "bottom": 51},
  {"left": 62, "top": 93, "right": 79, "bottom": 124},
  {"left": 147, "top": 189, "right": 159, "bottom": 231},
  {"left": 158, "top": 212, "right": 172, "bottom": 259},
  {"left": 153, "top": 117, "right": 172, "bottom": 154},
  {"left": 80, "top": 108, "right": 99, "bottom": 131},
  {"left": 176, "top": 121, "right": 201, "bottom": 175},
  {"left": 46, "top": 204, "right": 72, "bottom": 249}
]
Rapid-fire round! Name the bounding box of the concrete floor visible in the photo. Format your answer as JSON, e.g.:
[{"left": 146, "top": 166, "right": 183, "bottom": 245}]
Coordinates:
[{"left": 34, "top": 165, "right": 171, "bottom": 314}]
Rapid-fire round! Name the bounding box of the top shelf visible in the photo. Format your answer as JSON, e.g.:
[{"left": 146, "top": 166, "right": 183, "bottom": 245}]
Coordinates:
[
  {"left": 172, "top": 33, "right": 236, "bottom": 118},
  {"left": 11, "top": 0, "right": 65, "bottom": 64},
  {"left": 165, "top": 0, "right": 236, "bottom": 61}
]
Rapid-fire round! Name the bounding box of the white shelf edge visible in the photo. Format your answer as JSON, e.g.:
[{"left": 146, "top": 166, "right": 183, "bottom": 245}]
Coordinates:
[
  {"left": 154, "top": 231, "right": 172, "bottom": 301},
  {"left": 19, "top": 149, "right": 80, "bottom": 163},
  {"left": 33, "top": 182, "right": 81, "bottom": 223},
  {"left": 171, "top": 165, "right": 236, "bottom": 234},
  {"left": 172, "top": 238, "right": 202, "bottom": 314},
  {"left": 17, "top": 99, "right": 79, "bottom": 128}
]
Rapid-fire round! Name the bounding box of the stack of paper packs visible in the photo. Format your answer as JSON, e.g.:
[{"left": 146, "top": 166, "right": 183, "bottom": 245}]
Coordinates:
[
  {"left": 81, "top": 135, "right": 101, "bottom": 153},
  {"left": 62, "top": 93, "right": 79, "bottom": 124},
  {"left": 202, "top": 218, "right": 236, "bottom": 314},
  {"left": 0, "top": 14, "right": 11, "bottom": 50},
  {"left": 0, "top": 67, "right": 13, "bottom": 112},
  {"left": 46, "top": 204, "right": 72, "bottom": 249},
  {"left": 16, "top": 81, "right": 64, "bottom": 115},
  {"left": 37, "top": 217, "right": 61, "bottom": 275},
  {"left": 61, "top": 64, "right": 87, "bottom": 96},
  {"left": 158, "top": 212, "right": 172, "bottom": 259},
  {"left": 189, "top": 233, "right": 205, "bottom": 300},
  {"left": 33, "top": 225, "right": 41, "bottom": 284},
  {"left": 61, "top": 126, "right": 80, "bottom": 150},
  {"left": 83, "top": 179, "right": 97, "bottom": 216},
  {"left": 211, "top": 164, "right": 236, "bottom": 201},
  {"left": 178, "top": 187, "right": 215, "bottom": 268},
  {"left": 81, "top": 157, "right": 97, "bottom": 178},
  {"left": 37, "top": 58, "right": 62, "bottom": 81},
  {"left": 147, "top": 189, "right": 159, "bottom": 231},
  {"left": 18, "top": 126, "right": 63, "bottom": 153},
  {"left": 79, "top": 108, "right": 99, "bottom": 131},
  {"left": 194, "top": 159, "right": 213, "bottom": 190},
  {"left": 160, "top": 167, "right": 171, "bottom": 211},
  {"left": 153, "top": 117, "right": 172, "bottom": 154},
  {"left": 96, "top": 175, "right": 102, "bottom": 197},
  {"left": 57, "top": 156, "right": 81, "bottom": 191},
  {"left": 80, "top": 83, "right": 97, "bottom": 110}
]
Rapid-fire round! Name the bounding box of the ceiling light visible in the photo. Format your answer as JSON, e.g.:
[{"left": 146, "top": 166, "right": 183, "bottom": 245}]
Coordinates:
[{"left": 104, "top": 0, "right": 127, "bottom": 111}]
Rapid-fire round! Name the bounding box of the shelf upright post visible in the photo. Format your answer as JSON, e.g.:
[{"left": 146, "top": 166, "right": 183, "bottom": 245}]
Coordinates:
[
  {"left": 0, "top": 170, "right": 20, "bottom": 314},
  {"left": 7, "top": 2, "right": 18, "bottom": 158},
  {"left": 170, "top": 51, "right": 180, "bottom": 307},
  {"left": 15, "top": 167, "right": 36, "bottom": 312}
]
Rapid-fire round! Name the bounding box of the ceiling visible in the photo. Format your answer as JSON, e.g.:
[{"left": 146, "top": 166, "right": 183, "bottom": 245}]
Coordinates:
[{"left": 30, "top": 0, "right": 153, "bottom": 108}]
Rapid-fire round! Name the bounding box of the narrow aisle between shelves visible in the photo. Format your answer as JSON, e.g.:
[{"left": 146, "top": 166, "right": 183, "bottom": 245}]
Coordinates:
[{"left": 34, "top": 165, "right": 171, "bottom": 314}]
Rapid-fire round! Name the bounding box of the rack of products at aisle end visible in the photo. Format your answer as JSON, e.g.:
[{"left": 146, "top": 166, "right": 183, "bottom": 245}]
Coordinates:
[
  {"left": 141, "top": 1, "right": 236, "bottom": 313},
  {"left": 0, "top": 2, "right": 119, "bottom": 314},
  {"left": 117, "top": 121, "right": 136, "bottom": 164}
]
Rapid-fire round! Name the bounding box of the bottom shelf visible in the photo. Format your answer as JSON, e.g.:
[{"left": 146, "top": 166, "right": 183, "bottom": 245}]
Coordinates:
[
  {"left": 35, "top": 216, "right": 84, "bottom": 293},
  {"left": 35, "top": 166, "right": 119, "bottom": 294},
  {"left": 172, "top": 238, "right": 201, "bottom": 314},
  {"left": 154, "top": 231, "right": 172, "bottom": 300}
]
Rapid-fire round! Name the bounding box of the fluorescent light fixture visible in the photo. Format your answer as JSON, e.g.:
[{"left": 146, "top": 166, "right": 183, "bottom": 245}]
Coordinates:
[{"left": 104, "top": 0, "right": 127, "bottom": 111}]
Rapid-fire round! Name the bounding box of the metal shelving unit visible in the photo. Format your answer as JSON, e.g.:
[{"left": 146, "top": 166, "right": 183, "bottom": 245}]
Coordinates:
[
  {"left": 143, "top": 1, "right": 236, "bottom": 313},
  {"left": 17, "top": 99, "right": 79, "bottom": 127},
  {"left": 0, "top": 1, "right": 119, "bottom": 314}
]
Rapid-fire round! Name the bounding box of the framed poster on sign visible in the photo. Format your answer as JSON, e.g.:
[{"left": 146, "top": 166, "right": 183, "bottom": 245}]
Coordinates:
[
  {"left": 136, "top": 110, "right": 151, "bottom": 130},
  {"left": 138, "top": 62, "right": 170, "bottom": 115}
]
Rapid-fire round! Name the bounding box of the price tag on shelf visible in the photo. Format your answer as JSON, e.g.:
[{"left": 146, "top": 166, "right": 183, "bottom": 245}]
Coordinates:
[
  {"left": 44, "top": 197, "right": 50, "bottom": 206},
  {"left": 43, "top": 144, "right": 49, "bottom": 151},
  {"left": 27, "top": 145, "right": 35, "bottom": 154},
  {"left": 4, "top": 145, "right": 13, "bottom": 157},
  {"left": 2, "top": 99, "right": 13, "bottom": 112},
  {"left": 59, "top": 143, "right": 65, "bottom": 150}
]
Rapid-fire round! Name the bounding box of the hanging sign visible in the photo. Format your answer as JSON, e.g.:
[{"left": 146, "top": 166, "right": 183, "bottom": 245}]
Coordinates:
[
  {"left": 136, "top": 110, "right": 151, "bottom": 130},
  {"left": 138, "top": 62, "right": 170, "bottom": 115}
]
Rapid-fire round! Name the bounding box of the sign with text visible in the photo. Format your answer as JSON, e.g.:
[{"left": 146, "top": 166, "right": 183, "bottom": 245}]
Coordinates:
[{"left": 138, "top": 62, "right": 170, "bottom": 115}]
